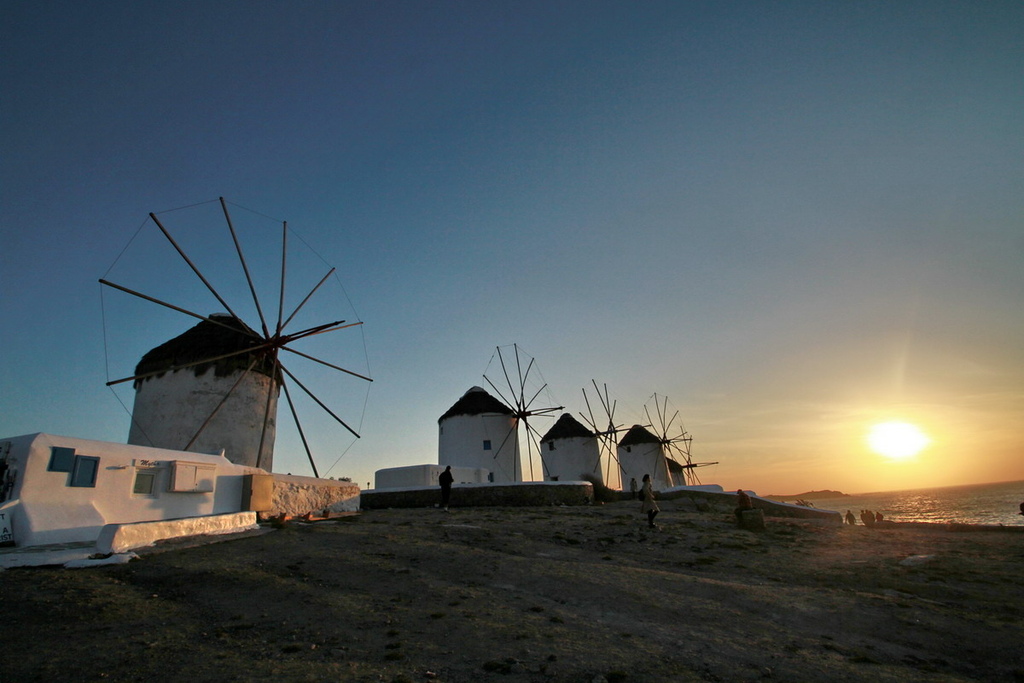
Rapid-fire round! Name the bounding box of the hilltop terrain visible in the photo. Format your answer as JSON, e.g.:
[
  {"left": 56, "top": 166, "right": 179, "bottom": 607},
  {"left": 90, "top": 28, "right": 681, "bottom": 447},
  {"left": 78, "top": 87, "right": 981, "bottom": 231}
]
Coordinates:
[{"left": 2, "top": 500, "right": 1022, "bottom": 682}]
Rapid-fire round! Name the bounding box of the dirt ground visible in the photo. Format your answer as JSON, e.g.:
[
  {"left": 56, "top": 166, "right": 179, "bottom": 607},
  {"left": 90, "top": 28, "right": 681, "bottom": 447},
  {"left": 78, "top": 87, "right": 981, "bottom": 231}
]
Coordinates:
[{"left": 2, "top": 500, "right": 1023, "bottom": 683}]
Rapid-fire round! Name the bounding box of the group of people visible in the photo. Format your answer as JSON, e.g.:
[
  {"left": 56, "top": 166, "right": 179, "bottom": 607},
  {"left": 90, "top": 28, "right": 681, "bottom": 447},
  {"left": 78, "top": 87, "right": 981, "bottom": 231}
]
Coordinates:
[
  {"left": 845, "top": 509, "right": 883, "bottom": 526},
  {"left": 641, "top": 480, "right": 757, "bottom": 529}
]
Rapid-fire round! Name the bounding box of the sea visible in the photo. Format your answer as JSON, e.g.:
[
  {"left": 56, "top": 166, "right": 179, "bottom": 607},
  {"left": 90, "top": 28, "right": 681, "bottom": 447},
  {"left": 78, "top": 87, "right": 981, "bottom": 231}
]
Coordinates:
[{"left": 805, "top": 479, "right": 1024, "bottom": 527}]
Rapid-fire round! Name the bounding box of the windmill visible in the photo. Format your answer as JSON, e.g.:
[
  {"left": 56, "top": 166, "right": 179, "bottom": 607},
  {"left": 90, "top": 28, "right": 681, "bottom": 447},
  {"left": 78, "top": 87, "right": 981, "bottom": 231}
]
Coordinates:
[
  {"left": 641, "top": 393, "right": 717, "bottom": 487},
  {"left": 482, "top": 344, "right": 564, "bottom": 482},
  {"left": 99, "top": 198, "right": 372, "bottom": 478},
  {"left": 578, "top": 380, "right": 626, "bottom": 489}
]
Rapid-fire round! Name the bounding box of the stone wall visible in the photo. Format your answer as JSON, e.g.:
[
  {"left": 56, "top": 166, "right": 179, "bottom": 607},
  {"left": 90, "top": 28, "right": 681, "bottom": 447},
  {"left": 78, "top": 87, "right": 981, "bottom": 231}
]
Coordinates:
[
  {"left": 361, "top": 481, "right": 594, "bottom": 510},
  {"left": 270, "top": 474, "right": 360, "bottom": 517}
]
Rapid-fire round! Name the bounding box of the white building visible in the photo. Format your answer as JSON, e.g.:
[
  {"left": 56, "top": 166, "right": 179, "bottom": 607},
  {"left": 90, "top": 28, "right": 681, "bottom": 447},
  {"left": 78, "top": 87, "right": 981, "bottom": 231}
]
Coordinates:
[
  {"left": 128, "top": 314, "right": 279, "bottom": 470},
  {"left": 374, "top": 463, "right": 489, "bottom": 489},
  {"left": 437, "top": 386, "right": 520, "bottom": 483},
  {"left": 0, "top": 433, "right": 263, "bottom": 548},
  {"left": 617, "top": 424, "right": 685, "bottom": 492},
  {"left": 0, "top": 433, "right": 361, "bottom": 552},
  {"left": 539, "top": 413, "right": 602, "bottom": 482}
]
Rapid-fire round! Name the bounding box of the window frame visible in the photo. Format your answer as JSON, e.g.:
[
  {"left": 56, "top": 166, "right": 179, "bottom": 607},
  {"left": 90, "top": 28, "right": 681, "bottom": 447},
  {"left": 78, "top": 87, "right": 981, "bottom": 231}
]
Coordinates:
[
  {"left": 70, "top": 455, "right": 100, "bottom": 488},
  {"left": 48, "top": 447, "right": 76, "bottom": 473},
  {"left": 132, "top": 470, "right": 158, "bottom": 496}
]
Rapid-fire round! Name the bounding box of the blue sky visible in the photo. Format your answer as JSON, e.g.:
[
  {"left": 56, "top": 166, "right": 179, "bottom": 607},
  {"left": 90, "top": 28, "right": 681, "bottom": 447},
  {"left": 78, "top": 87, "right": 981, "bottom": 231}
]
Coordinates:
[{"left": 3, "top": 1, "right": 1022, "bottom": 495}]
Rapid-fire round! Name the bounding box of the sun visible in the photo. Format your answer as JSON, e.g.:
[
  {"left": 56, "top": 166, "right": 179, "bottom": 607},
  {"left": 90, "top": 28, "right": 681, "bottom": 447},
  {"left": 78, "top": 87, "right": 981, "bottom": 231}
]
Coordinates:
[{"left": 866, "top": 421, "right": 930, "bottom": 460}]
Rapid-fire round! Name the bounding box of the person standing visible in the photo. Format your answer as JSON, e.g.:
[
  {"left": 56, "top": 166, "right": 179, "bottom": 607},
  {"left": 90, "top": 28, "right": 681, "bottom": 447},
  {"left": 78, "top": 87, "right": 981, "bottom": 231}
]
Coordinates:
[
  {"left": 439, "top": 465, "right": 454, "bottom": 511},
  {"left": 630, "top": 478, "right": 638, "bottom": 500},
  {"left": 640, "top": 474, "right": 659, "bottom": 529}
]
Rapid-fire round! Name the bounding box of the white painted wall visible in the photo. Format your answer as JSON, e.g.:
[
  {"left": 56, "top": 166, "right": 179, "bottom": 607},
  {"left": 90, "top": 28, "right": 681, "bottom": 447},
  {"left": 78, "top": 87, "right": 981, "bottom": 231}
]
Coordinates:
[
  {"left": 0, "top": 433, "right": 262, "bottom": 547},
  {"left": 438, "top": 412, "right": 521, "bottom": 483},
  {"left": 373, "top": 464, "right": 490, "bottom": 489},
  {"left": 128, "top": 368, "right": 278, "bottom": 470},
  {"left": 618, "top": 441, "right": 674, "bottom": 492},
  {"left": 540, "top": 435, "right": 603, "bottom": 483}
]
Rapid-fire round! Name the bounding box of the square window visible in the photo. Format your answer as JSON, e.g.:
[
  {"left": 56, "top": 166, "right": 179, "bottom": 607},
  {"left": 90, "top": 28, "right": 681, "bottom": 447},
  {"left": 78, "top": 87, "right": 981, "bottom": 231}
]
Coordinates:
[
  {"left": 70, "top": 456, "right": 99, "bottom": 488},
  {"left": 133, "top": 471, "right": 157, "bottom": 495},
  {"left": 48, "top": 447, "right": 76, "bottom": 472},
  {"left": 482, "top": 440, "right": 492, "bottom": 451}
]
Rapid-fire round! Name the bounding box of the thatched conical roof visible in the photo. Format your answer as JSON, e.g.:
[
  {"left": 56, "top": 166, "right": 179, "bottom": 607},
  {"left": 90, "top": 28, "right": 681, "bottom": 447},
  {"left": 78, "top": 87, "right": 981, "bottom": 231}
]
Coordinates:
[
  {"left": 540, "top": 413, "right": 593, "bottom": 442},
  {"left": 134, "top": 314, "right": 278, "bottom": 386},
  {"left": 438, "top": 386, "right": 513, "bottom": 423},
  {"left": 618, "top": 424, "right": 660, "bottom": 448}
]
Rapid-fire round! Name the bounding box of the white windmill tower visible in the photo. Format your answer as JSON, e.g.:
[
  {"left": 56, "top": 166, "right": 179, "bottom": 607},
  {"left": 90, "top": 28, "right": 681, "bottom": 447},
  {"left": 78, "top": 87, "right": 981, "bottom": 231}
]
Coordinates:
[
  {"left": 101, "top": 198, "right": 373, "bottom": 477},
  {"left": 617, "top": 424, "right": 669, "bottom": 491},
  {"left": 617, "top": 394, "right": 716, "bottom": 490},
  {"left": 481, "top": 344, "right": 564, "bottom": 482},
  {"left": 538, "top": 413, "right": 597, "bottom": 482},
  {"left": 437, "top": 386, "right": 519, "bottom": 483},
  {"left": 126, "top": 313, "right": 282, "bottom": 469}
]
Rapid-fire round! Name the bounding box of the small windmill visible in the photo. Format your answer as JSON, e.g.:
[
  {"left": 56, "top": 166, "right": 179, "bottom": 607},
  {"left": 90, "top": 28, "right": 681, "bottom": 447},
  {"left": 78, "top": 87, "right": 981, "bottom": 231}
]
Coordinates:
[
  {"left": 642, "top": 393, "right": 717, "bottom": 487},
  {"left": 482, "top": 344, "right": 564, "bottom": 482},
  {"left": 579, "top": 380, "right": 626, "bottom": 489},
  {"left": 99, "top": 198, "right": 372, "bottom": 477}
]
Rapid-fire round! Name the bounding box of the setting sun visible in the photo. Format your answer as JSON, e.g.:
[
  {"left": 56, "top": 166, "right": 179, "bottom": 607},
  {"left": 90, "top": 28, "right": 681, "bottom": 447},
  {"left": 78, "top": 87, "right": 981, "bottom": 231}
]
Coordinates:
[{"left": 867, "top": 421, "right": 931, "bottom": 460}]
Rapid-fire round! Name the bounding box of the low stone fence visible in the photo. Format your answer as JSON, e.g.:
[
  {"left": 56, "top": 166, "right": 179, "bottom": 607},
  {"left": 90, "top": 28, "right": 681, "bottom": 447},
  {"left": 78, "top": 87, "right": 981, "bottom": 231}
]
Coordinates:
[
  {"left": 361, "top": 481, "right": 594, "bottom": 510},
  {"left": 269, "top": 474, "right": 361, "bottom": 518}
]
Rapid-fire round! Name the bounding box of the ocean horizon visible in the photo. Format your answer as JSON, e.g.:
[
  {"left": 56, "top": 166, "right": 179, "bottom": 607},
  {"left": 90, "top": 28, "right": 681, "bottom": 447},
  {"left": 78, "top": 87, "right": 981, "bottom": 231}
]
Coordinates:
[{"left": 797, "top": 479, "right": 1024, "bottom": 526}]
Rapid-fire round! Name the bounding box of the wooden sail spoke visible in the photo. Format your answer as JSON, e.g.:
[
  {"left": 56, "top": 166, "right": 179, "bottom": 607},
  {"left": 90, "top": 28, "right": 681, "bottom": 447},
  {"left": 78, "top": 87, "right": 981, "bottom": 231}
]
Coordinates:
[
  {"left": 221, "top": 197, "right": 271, "bottom": 339},
  {"left": 279, "top": 365, "right": 360, "bottom": 439},
  {"left": 281, "top": 345, "right": 373, "bottom": 382},
  {"left": 149, "top": 212, "right": 241, "bottom": 322},
  {"left": 281, "top": 378, "right": 319, "bottom": 478},
  {"left": 279, "top": 267, "right": 335, "bottom": 334}
]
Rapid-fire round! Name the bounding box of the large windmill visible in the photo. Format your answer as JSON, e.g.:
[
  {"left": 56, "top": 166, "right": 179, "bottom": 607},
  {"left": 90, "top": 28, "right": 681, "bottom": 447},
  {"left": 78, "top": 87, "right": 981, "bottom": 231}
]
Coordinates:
[
  {"left": 482, "top": 344, "right": 564, "bottom": 482},
  {"left": 641, "top": 393, "right": 717, "bottom": 487},
  {"left": 99, "top": 198, "right": 372, "bottom": 478}
]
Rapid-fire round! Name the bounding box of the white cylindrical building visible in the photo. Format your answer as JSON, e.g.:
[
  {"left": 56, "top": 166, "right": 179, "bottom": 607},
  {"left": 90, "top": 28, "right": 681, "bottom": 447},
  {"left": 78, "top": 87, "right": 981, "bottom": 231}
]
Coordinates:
[
  {"left": 539, "top": 413, "right": 601, "bottom": 482},
  {"left": 437, "top": 386, "right": 520, "bottom": 483},
  {"left": 127, "top": 314, "right": 279, "bottom": 470},
  {"left": 617, "top": 424, "right": 674, "bottom": 491}
]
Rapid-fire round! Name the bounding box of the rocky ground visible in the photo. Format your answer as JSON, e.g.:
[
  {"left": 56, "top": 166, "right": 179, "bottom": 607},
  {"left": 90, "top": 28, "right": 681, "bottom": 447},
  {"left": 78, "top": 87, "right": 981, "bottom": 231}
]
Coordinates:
[{"left": 2, "top": 499, "right": 1023, "bottom": 682}]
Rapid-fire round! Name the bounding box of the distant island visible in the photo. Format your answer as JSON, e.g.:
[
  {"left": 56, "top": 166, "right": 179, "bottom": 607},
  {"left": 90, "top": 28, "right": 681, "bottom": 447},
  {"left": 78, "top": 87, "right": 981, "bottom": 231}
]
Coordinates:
[{"left": 764, "top": 490, "right": 848, "bottom": 501}]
